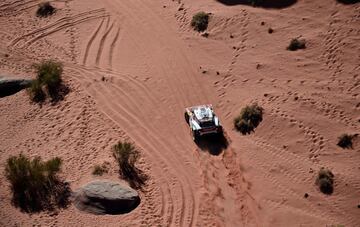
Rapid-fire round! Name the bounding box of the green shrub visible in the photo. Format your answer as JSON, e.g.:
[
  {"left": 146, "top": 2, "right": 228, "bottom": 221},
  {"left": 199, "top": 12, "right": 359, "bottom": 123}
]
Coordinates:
[
  {"left": 112, "top": 142, "right": 146, "bottom": 189},
  {"left": 191, "top": 12, "right": 209, "bottom": 32},
  {"left": 316, "top": 168, "right": 334, "bottom": 195},
  {"left": 234, "top": 103, "right": 264, "bottom": 134},
  {"left": 92, "top": 164, "right": 108, "bottom": 176},
  {"left": 4, "top": 154, "right": 70, "bottom": 212},
  {"left": 29, "top": 60, "right": 64, "bottom": 102},
  {"left": 34, "top": 60, "right": 63, "bottom": 90},
  {"left": 287, "top": 38, "right": 306, "bottom": 51},
  {"left": 337, "top": 134, "right": 354, "bottom": 149},
  {"left": 36, "top": 2, "right": 55, "bottom": 17}
]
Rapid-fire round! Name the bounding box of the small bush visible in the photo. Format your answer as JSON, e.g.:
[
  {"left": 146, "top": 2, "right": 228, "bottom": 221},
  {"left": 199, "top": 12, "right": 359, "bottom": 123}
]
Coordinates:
[
  {"left": 316, "top": 168, "right": 334, "bottom": 195},
  {"left": 34, "top": 60, "right": 63, "bottom": 90},
  {"left": 337, "top": 134, "right": 354, "bottom": 149},
  {"left": 287, "top": 38, "right": 306, "bottom": 51},
  {"left": 92, "top": 164, "right": 109, "bottom": 176},
  {"left": 191, "top": 12, "right": 209, "bottom": 32},
  {"left": 234, "top": 103, "right": 264, "bottom": 134},
  {"left": 29, "top": 60, "right": 66, "bottom": 102},
  {"left": 36, "top": 2, "right": 55, "bottom": 17},
  {"left": 112, "top": 142, "right": 147, "bottom": 189},
  {"left": 4, "top": 154, "right": 70, "bottom": 212}
]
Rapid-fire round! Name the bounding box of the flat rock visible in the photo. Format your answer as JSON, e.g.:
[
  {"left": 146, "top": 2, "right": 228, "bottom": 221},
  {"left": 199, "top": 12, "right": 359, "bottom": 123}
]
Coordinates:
[
  {"left": 73, "top": 180, "right": 140, "bottom": 215},
  {"left": 0, "top": 77, "right": 33, "bottom": 98}
]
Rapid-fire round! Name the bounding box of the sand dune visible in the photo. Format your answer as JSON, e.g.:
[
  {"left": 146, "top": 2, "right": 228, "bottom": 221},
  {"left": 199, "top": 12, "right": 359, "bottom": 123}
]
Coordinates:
[{"left": 0, "top": 0, "right": 359, "bottom": 226}]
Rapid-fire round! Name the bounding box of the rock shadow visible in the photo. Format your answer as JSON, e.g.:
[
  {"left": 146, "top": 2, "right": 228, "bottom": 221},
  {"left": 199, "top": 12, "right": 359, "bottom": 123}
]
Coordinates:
[
  {"left": 336, "top": 0, "right": 359, "bottom": 4},
  {"left": 216, "top": 0, "right": 297, "bottom": 8}
]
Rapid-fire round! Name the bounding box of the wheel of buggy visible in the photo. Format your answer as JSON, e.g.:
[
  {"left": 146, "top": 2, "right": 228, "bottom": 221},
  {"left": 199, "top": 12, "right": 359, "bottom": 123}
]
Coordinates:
[
  {"left": 192, "top": 129, "right": 200, "bottom": 142},
  {"left": 184, "top": 112, "right": 189, "bottom": 124}
]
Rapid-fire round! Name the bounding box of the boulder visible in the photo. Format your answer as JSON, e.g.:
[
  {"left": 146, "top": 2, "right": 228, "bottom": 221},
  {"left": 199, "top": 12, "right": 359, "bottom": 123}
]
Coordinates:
[
  {"left": 73, "top": 180, "right": 140, "bottom": 215},
  {"left": 0, "top": 77, "right": 33, "bottom": 98}
]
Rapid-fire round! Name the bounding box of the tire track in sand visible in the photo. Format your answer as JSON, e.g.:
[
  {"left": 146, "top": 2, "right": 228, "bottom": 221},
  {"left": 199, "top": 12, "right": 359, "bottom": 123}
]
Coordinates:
[
  {"left": 95, "top": 20, "right": 115, "bottom": 67},
  {"left": 82, "top": 18, "right": 106, "bottom": 65},
  {"left": 9, "top": 9, "right": 108, "bottom": 48}
]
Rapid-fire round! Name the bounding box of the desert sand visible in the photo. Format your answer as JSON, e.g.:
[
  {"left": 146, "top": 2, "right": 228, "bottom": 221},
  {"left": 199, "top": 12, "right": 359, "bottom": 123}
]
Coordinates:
[{"left": 0, "top": 0, "right": 359, "bottom": 226}]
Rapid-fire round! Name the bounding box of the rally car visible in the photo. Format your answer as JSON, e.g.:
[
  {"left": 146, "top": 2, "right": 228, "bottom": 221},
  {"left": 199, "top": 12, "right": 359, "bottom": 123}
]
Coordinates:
[{"left": 184, "top": 104, "right": 223, "bottom": 141}]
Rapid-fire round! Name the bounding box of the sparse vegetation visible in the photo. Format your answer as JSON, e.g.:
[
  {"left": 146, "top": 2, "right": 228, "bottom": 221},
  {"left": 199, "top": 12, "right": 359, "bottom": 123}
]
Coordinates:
[
  {"left": 191, "top": 12, "right": 209, "bottom": 32},
  {"left": 4, "top": 154, "right": 70, "bottom": 212},
  {"left": 234, "top": 103, "right": 264, "bottom": 135},
  {"left": 28, "top": 60, "right": 68, "bottom": 103},
  {"left": 36, "top": 2, "right": 55, "bottom": 17},
  {"left": 287, "top": 38, "right": 306, "bottom": 51},
  {"left": 112, "top": 142, "right": 147, "bottom": 189},
  {"left": 92, "top": 163, "right": 109, "bottom": 176},
  {"left": 316, "top": 168, "right": 334, "bottom": 195},
  {"left": 337, "top": 133, "right": 355, "bottom": 149}
]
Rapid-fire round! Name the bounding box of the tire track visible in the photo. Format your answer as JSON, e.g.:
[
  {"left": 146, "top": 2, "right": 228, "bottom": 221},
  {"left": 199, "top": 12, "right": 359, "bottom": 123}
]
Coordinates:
[
  {"left": 82, "top": 18, "right": 106, "bottom": 65},
  {"left": 109, "top": 26, "right": 121, "bottom": 69},
  {"left": 95, "top": 20, "right": 115, "bottom": 67},
  {"left": 9, "top": 9, "right": 108, "bottom": 48}
]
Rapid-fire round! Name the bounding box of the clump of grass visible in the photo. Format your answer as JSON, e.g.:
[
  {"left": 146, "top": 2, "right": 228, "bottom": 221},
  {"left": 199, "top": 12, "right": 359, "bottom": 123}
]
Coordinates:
[
  {"left": 316, "top": 168, "right": 334, "bottom": 195},
  {"left": 337, "top": 133, "right": 355, "bottom": 149},
  {"left": 36, "top": 2, "right": 55, "bottom": 17},
  {"left": 4, "top": 154, "right": 70, "bottom": 212},
  {"left": 92, "top": 163, "right": 109, "bottom": 176},
  {"left": 191, "top": 12, "right": 209, "bottom": 32},
  {"left": 234, "top": 103, "right": 264, "bottom": 135},
  {"left": 28, "top": 60, "right": 66, "bottom": 103},
  {"left": 287, "top": 38, "right": 306, "bottom": 51},
  {"left": 112, "top": 142, "right": 147, "bottom": 189}
]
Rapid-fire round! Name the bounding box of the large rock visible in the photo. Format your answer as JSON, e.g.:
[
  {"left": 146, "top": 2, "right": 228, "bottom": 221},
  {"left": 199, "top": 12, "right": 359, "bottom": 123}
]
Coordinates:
[
  {"left": 73, "top": 180, "right": 140, "bottom": 215},
  {"left": 0, "top": 77, "right": 33, "bottom": 98}
]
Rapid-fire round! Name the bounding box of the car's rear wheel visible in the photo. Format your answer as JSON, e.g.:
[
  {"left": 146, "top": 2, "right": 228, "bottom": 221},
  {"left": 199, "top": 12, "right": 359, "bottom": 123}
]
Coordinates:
[{"left": 192, "top": 129, "right": 200, "bottom": 142}]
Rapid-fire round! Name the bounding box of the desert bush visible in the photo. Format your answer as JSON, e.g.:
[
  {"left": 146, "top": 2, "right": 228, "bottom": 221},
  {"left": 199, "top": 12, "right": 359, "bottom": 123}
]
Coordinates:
[
  {"left": 4, "top": 154, "right": 70, "bottom": 212},
  {"left": 92, "top": 164, "right": 108, "bottom": 176},
  {"left": 29, "top": 60, "right": 66, "bottom": 102},
  {"left": 234, "top": 103, "right": 264, "bottom": 134},
  {"left": 287, "top": 38, "right": 306, "bottom": 51},
  {"left": 337, "top": 133, "right": 354, "bottom": 149},
  {"left": 191, "top": 12, "right": 209, "bottom": 32},
  {"left": 112, "top": 142, "right": 147, "bottom": 189},
  {"left": 316, "top": 168, "right": 334, "bottom": 195},
  {"left": 36, "top": 2, "right": 55, "bottom": 17},
  {"left": 34, "top": 60, "right": 63, "bottom": 90}
]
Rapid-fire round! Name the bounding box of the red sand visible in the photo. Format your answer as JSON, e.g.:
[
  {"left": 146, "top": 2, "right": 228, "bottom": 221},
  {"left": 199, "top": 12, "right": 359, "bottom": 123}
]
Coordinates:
[{"left": 0, "top": 0, "right": 359, "bottom": 226}]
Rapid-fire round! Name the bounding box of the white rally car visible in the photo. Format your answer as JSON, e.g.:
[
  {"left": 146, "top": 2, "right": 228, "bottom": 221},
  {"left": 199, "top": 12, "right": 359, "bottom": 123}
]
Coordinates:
[{"left": 184, "top": 104, "right": 223, "bottom": 141}]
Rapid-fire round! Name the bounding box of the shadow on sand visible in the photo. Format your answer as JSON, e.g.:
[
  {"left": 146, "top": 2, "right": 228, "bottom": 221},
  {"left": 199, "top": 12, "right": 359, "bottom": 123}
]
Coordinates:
[
  {"left": 336, "top": 0, "right": 359, "bottom": 4},
  {"left": 195, "top": 133, "right": 229, "bottom": 156},
  {"left": 216, "top": 0, "right": 297, "bottom": 8}
]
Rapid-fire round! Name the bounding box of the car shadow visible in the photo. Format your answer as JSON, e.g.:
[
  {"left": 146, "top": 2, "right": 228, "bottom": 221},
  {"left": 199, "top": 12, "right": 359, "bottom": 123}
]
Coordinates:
[
  {"left": 195, "top": 133, "right": 229, "bottom": 156},
  {"left": 216, "top": 0, "right": 297, "bottom": 8}
]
